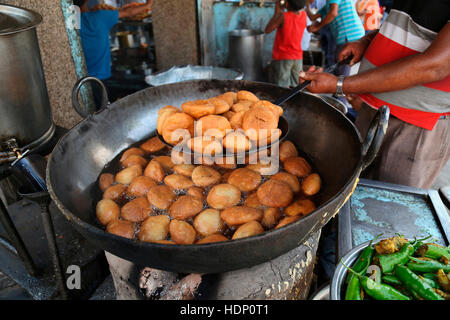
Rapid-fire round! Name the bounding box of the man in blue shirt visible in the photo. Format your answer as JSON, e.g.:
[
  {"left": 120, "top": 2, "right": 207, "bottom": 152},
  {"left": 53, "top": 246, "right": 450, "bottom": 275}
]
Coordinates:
[
  {"left": 74, "top": 0, "right": 153, "bottom": 80},
  {"left": 306, "top": 0, "right": 364, "bottom": 75}
]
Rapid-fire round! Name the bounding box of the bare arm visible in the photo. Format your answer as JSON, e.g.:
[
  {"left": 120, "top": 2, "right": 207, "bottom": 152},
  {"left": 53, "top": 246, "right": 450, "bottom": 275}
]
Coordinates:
[
  {"left": 308, "top": 3, "right": 338, "bottom": 33},
  {"left": 316, "top": 3, "right": 338, "bottom": 28},
  {"left": 119, "top": 0, "right": 152, "bottom": 19},
  {"left": 265, "top": 1, "right": 284, "bottom": 33},
  {"left": 300, "top": 23, "right": 450, "bottom": 94},
  {"left": 305, "top": 1, "right": 321, "bottom": 21}
]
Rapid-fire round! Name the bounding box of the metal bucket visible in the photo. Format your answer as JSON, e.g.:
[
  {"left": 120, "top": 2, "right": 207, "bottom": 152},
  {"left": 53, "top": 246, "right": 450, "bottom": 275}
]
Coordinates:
[
  {"left": 228, "top": 29, "right": 264, "bottom": 81},
  {"left": 0, "top": 4, "right": 54, "bottom": 152}
]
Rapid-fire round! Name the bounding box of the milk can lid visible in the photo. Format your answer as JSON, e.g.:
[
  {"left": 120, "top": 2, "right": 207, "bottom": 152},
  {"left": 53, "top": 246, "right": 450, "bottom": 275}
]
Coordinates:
[{"left": 0, "top": 4, "right": 42, "bottom": 36}]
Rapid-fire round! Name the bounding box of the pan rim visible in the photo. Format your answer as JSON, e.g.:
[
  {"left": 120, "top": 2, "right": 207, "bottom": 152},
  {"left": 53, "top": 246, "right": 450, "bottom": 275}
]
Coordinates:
[{"left": 46, "top": 80, "right": 364, "bottom": 250}]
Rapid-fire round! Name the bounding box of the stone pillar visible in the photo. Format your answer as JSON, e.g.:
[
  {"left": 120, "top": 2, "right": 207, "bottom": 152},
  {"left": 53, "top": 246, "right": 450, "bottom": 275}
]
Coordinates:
[
  {"left": 2, "top": 0, "right": 83, "bottom": 129},
  {"left": 152, "top": 0, "right": 200, "bottom": 71}
]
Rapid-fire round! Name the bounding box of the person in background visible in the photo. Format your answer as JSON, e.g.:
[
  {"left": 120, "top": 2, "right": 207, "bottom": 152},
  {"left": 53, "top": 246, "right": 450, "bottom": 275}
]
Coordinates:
[
  {"left": 299, "top": 0, "right": 450, "bottom": 189},
  {"left": 306, "top": 0, "right": 365, "bottom": 77},
  {"left": 355, "top": 0, "right": 381, "bottom": 33},
  {"left": 74, "top": 0, "right": 152, "bottom": 82},
  {"left": 265, "top": 0, "right": 307, "bottom": 88}
]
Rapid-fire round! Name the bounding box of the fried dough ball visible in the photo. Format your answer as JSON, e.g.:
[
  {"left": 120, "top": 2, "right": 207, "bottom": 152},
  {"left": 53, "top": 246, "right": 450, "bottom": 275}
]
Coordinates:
[
  {"left": 242, "top": 105, "right": 279, "bottom": 143},
  {"left": 168, "top": 195, "right": 204, "bottom": 220},
  {"left": 157, "top": 106, "right": 180, "bottom": 135},
  {"left": 283, "top": 157, "right": 312, "bottom": 178},
  {"left": 284, "top": 199, "right": 316, "bottom": 216},
  {"left": 196, "top": 234, "right": 228, "bottom": 244},
  {"left": 106, "top": 220, "right": 135, "bottom": 239},
  {"left": 215, "top": 156, "right": 237, "bottom": 170},
  {"left": 222, "top": 131, "right": 252, "bottom": 153},
  {"left": 140, "top": 136, "right": 166, "bottom": 153},
  {"left": 227, "top": 168, "right": 262, "bottom": 192},
  {"left": 218, "top": 92, "right": 237, "bottom": 106},
  {"left": 169, "top": 219, "right": 197, "bottom": 245},
  {"left": 261, "top": 207, "right": 283, "bottom": 229},
  {"left": 181, "top": 99, "right": 216, "bottom": 119},
  {"left": 237, "top": 90, "right": 259, "bottom": 102},
  {"left": 99, "top": 173, "right": 115, "bottom": 192},
  {"left": 244, "top": 192, "right": 265, "bottom": 209},
  {"left": 260, "top": 128, "right": 282, "bottom": 147},
  {"left": 251, "top": 100, "right": 283, "bottom": 117},
  {"left": 138, "top": 215, "right": 170, "bottom": 242},
  {"left": 96, "top": 199, "right": 120, "bottom": 225},
  {"left": 127, "top": 175, "right": 157, "bottom": 198},
  {"left": 173, "top": 164, "right": 196, "bottom": 177},
  {"left": 301, "top": 173, "right": 321, "bottom": 196},
  {"left": 195, "top": 115, "right": 231, "bottom": 138},
  {"left": 194, "top": 155, "right": 215, "bottom": 166},
  {"left": 147, "top": 185, "right": 176, "bottom": 210},
  {"left": 191, "top": 166, "right": 221, "bottom": 187},
  {"left": 120, "top": 197, "right": 153, "bottom": 223},
  {"left": 193, "top": 209, "right": 225, "bottom": 237},
  {"left": 257, "top": 179, "right": 293, "bottom": 208},
  {"left": 161, "top": 112, "right": 195, "bottom": 145},
  {"left": 275, "top": 216, "right": 301, "bottom": 229},
  {"left": 187, "top": 137, "right": 223, "bottom": 156},
  {"left": 232, "top": 221, "right": 264, "bottom": 240},
  {"left": 246, "top": 161, "right": 279, "bottom": 176},
  {"left": 209, "top": 97, "right": 231, "bottom": 114},
  {"left": 279, "top": 141, "right": 298, "bottom": 162},
  {"left": 220, "top": 206, "right": 263, "bottom": 226},
  {"left": 229, "top": 111, "right": 245, "bottom": 130},
  {"left": 207, "top": 184, "right": 241, "bottom": 209},
  {"left": 164, "top": 174, "right": 194, "bottom": 190},
  {"left": 144, "top": 159, "right": 165, "bottom": 183},
  {"left": 153, "top": 155, "right": 175, "bottom": 170},
  {"left": 232, "top": 100, "right": 253, "bottom": 113},
  {"left": 223, "top": 110, "right": 236, "bottom": 120},
  {"left": 120, "top": 147, "right": 145, "bottom": 162},
  {"left": 115, "top": 164, "right": 143, "bottom": 185},
  {"left": 170, "top": 148, "right": 190, "bottom": 165},
  {"left": 271, "top": 172, "right": 300, "bottom": 193},
  {"left": 103, "top": 184, "right": 127, "bottom": 202},
  {"left": 121, "top": 154, "right": 148, "bottom": 168},
  {"left": 187, "top": 186, "right": 205, "bottom": 201}
]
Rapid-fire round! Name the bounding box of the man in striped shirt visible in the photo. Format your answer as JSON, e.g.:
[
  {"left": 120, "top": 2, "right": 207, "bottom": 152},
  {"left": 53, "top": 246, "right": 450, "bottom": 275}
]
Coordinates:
[
  {"left": 306, "top": 0, "right": 365, "bottom": 75},
  {"left": 299, "top": 0, "right": 450, "bottom": 189}
]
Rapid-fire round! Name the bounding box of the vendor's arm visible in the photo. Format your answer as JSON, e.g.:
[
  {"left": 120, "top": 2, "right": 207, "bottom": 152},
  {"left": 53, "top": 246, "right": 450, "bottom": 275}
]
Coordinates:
[
  {"left": 265, "top": 0, "right": 284, "bottom": 33},
  {"left": 119, "top": 0, "right": 153, "bottom": 19},
  {"left": 308, "top": 3, "right": 338, "bottom": 33},
  {"left": 300, "top": 23, "right": 450, "bottom": 94}
]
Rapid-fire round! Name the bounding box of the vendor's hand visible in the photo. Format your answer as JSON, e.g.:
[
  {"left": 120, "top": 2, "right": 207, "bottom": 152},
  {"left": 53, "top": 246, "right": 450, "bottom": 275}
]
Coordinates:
[
  {"left": 338, "top": 38, "right": 370, "bottom": 66},
  {"left": 307, "top": 22, "right": 321, "bottom": 33},
  {"left": 299, "top": 66, "right": 338, "bottom": 94}
]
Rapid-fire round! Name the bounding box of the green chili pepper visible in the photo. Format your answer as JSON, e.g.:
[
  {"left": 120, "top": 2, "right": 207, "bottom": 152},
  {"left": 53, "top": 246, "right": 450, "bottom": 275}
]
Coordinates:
[
  {"left": 410, "top": 235, "right": 433, "bottom": 250},
  {"left": 416, "top": 243, "right": 450, "bottom": 260},
  {"left": 345, "top": 235, "right": 381, "bottom": 285},
  {"left": 407, "top": 257, "right": 450, "bottom": 273},
  {"left": 422, "top": 273, "right": 438, "bottom": 281},
  {"left": 419, "top": 275, "right": 440, "bottom": 289},
  {"left": 345, "top": 276, "right": 363, "bottom": 300},
  {"left": 341, "top": 260, "right": 411, "bottom": 300},
  {"left": 360, "top": 276, "right": 411, "bottom": 300},
  {"left": 375, "top": 243, "right": 415, "bottom": 274},
  {"left": 382, "top": 274, "right": 403, "bottom": 286},
  {"left": 394, "top": 265, "right": 444, "bottom": 300}
]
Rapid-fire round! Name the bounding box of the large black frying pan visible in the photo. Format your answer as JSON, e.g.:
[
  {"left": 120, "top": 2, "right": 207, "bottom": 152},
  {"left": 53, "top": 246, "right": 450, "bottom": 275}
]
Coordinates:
[{"left": 47, "top": 80, "right": 388, "bottom": 273}]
